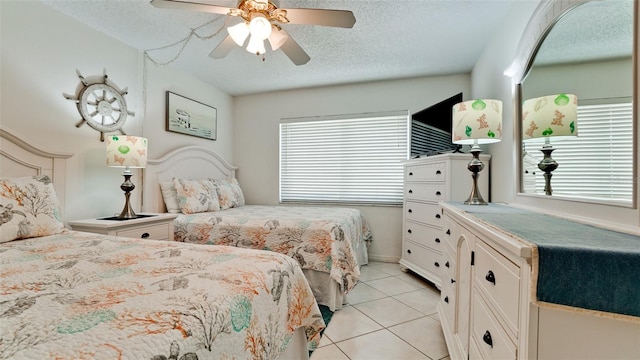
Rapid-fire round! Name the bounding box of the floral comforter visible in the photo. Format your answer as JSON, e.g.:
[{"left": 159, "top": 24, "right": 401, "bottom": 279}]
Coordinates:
[
  {"left": 173, "top": 206, "right": 372, "bottom": 293},
  {"left": 0, "top": 230, "right": 324, "bottom": 360}
]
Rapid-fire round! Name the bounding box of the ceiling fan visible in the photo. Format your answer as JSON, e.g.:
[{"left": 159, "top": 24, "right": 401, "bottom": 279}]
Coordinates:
[{"left": 150, "top": 0, "right": 356, "bottom": 65}]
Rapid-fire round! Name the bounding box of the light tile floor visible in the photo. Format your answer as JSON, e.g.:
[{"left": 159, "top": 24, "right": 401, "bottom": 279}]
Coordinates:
[{"left": 310, "top": 261, "right": 450, "bottom": 360}]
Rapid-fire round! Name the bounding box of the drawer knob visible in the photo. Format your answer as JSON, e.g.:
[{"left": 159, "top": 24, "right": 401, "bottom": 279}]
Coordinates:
[
  {"left": 435, "top": 191, "right": 442, "bottom": 196},
  {"left": 141, "top": 232, "right": 150, "bottom": 239},
  {"left": 407, "top": 229, "right": 412, "bottom": 234},
  {"left": 408, "top": 209, "right": 413, "bottom": 213},
  {"left": 483, "top": 330, "right": 494, "bottom": 348},
  {"left": 435, "top": 214, "right": 441, "bottom": 219},
  {"left": 435, "top": 238, "right": 440, "bottom": 243},
  {"left": 407, "top": 249, "right": 412, "bottom": 254},
  {"left": 408, "top": 189, "right": 413, "bottom": 194},
  {"left": 409, "top": 172, "right": 413, "bottom": 176},
  {"left": 485, "top": 270, "right": 496, "bottom": 285},
  {"left": 446, "top": 229, "right": 451, "bottom": 235},
  {"left": 434, "top": 262, "right": 440, "bottom": 267},
  {"left": 445, "top": 261, "right": 450, "bottom": 268},
  {"left": 436, "top": 170, "right": 442, "bottom": 175},
  {"left": 451, "top": 278, "right": 456, "bottom": 284},
  {"left": 444, "top": 296, "right": 449, "bottom": 303}
]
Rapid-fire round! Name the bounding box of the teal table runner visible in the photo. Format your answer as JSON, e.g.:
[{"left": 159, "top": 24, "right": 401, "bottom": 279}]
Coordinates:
[{"left": 451, "top": 202, "right": 640, "bottom": 318}]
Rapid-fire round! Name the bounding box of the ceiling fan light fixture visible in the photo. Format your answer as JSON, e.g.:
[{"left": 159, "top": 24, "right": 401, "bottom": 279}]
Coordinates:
[
  {"left": 268, "top": 26, "right": 288, "bottom": 51},
  {"left": 227, "top": 22, "right": 250, "bottom": 46},
  {"left": 246, "top": 35, "right": 266, "bottom": 55},
  {"left": 248, "top": 13, "right": 272, "bottom": 40}
]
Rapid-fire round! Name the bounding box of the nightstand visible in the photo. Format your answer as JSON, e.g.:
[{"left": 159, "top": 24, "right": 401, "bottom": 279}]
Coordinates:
[{"left": 68, "top": 213, "right": 178, "bottom": 241}]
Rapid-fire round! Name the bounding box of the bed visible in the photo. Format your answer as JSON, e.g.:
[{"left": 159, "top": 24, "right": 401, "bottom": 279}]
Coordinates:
[
  {"left": 0, "top": 129, "right": 324, "bottom": 360},
  {"left": 143, "top": 146, "right": 372, "bottom": 311}
]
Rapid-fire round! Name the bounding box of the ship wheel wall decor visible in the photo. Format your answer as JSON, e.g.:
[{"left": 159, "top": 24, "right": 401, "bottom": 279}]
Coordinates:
[{"left": 64, "top": 69, "right": 135, "bottom": 141}]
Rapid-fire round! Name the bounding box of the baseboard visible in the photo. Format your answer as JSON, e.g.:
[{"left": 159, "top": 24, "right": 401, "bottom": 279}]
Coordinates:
[{"left": 367, "top": 254, "right": 401, "bottom": 263}]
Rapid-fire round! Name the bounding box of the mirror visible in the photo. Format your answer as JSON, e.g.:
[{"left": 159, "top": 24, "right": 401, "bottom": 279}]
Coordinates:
[{"left": 518, "top": 0, "right": 635, "bottom": 204}]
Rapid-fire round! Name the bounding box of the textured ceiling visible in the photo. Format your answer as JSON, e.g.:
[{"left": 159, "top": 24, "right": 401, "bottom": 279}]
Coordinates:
[
  {"left": 534, "top": 0, "right": 633, "bottom": 66},
  {"left": 38, "top": 0, "right": 632, "bottom": 96}
]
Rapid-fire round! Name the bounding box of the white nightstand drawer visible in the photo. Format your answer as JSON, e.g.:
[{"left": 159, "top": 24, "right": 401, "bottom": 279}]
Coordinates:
[
  {"left": 405, "top": 183, "right": 447, "bottom": 202},
  {"left": 68, "top": 213, "right": 177, "bottom": 241},
  {"left": 474, "top": 240, "right": 521, "bottom": 335},
  {"left": 405, "top": 201, "right": 443, "bottom": 227},
  {"left": 472, "top": 292, "right": 516, "bottom": 360},
  {"left": 403, "top": 240, "right": 442, "bottom": 275},
  {"left": 117, "top": 223, "right": 170, "bottom": 240},
  {"left": 406, "top": 162, "right": 446, "bottom": 181},
  {"left": 405, "top": 220, "right": 444, "bottom": 250}
]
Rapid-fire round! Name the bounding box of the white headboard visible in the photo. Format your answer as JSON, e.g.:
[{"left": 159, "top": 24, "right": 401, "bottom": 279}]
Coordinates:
[
  {"left": 0, "top": 128, "right": 74, "bottom": 212},
  {"left": 143, "top": 146, "right": 238, "bottom": 213}
]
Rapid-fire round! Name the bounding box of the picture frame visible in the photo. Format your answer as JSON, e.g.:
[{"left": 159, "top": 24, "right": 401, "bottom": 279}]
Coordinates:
[{"left": 165, "top": 91, "right": 217, "bottom": 140}]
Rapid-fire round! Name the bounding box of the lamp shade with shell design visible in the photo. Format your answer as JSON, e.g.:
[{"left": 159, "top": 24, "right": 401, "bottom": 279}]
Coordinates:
[
  {"left": 106, "top": 135, "right": 147, "bottom": 169},
  {"left": 522, "top": 93, "right": 578, "bottom": 141},
  {"left": 452, "top": 99, "right": 503, "bottom": 145}
]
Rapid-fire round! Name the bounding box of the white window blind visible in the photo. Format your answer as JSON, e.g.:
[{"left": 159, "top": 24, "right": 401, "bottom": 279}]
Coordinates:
[
  {"left": 280, "top": 111, "right": 409, "bottom": 205},
  {"left": 523, "top": 101, "right": 633, "bottom": 201}
]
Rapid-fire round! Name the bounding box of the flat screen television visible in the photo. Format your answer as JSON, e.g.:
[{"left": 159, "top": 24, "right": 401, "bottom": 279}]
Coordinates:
[{"left": 410, "top": 92, "right": 463, "bottom": 157}]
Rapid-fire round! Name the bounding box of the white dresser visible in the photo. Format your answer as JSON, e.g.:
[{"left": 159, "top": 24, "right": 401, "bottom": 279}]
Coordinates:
[
  {"left": 400, "top": 153, "right": 490, "bottom": 288},
  {"left": 439, "top": 202, "right": 640, "bottom": 360}
]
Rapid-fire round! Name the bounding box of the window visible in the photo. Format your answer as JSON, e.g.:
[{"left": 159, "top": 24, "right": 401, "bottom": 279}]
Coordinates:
[
  {"left": 523, "top": 101, "right": 633, "bottom": 201},
  {"left": 280, "top": 111, "right": 409, "bottom": 205}
]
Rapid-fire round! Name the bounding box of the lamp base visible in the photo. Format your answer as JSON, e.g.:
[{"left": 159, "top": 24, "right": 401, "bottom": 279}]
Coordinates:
[
  {"left": 464, "top": 145, "right": 488, "bottom": 205},
  {"left": 538, "top": 144, "right": 558, "bottom": 196},
  {"left": 117, "top": 172, "right": 137, "bottom": 219}
]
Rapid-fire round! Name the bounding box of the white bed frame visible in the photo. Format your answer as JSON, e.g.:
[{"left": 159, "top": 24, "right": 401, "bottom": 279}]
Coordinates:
[
  {"left": 0, "top": 128, "right": 73, "bottom": 212},
  {"left": 143, "top": 146, "right": 237, "bottom": 213},
  {"left": 143, "top": 145, "right": 348, "bottom": 310}
]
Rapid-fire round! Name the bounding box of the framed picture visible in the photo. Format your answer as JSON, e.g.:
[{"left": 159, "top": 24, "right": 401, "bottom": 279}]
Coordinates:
[{"left": 165, "top": 91, "right": 217, "bottom": 140}]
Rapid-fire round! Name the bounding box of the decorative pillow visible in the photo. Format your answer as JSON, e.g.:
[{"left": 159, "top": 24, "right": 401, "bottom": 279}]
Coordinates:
[
  {"left": 159, "top": 181, "right": 181, "bottom": 213},
  {"left": 0, "top": 175, "right": 64, "bottom": 243},
  {"left": 173, "top": 178, "right": 220, "bottom": 214},
  {"left": 211, "top": 178, "right": 245, "bottom": 210}
]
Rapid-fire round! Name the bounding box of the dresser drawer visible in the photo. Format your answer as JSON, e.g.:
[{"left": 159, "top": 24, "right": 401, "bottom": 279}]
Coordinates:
[
  {"left": 405, "top": 201, "right": 443, "bottom": 227},
  {"left": 405, "top": 183, "right": 447, "bottom": 202},
  {"left": 474, "top": 240, "right": 521, "bottom": 335},
  {"left": 117, "top": 223, "right": 170, "bottom": 240},
  {"left": 403, "top": 240, "right": 442, "bottom": 276},
  {"left": 442, "top": 244, "right": 454, "bottom": 280},
  {"left": 406, "top": 162, "right": 446, "bottom": 181},
  {"left": 471, "top": 293, "right": 516, "bottom": 360},
  {"left": 440, "top": 277, "right": 456, "bottom": 327},
  {"left": 442, "top": 217, "right": 454, "bottom": 252},
  {"left": 405, "top": 221, "right": 443, "bottom": 250}
]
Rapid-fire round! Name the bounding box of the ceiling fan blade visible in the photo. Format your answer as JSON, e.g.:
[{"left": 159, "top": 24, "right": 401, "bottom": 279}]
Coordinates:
[
  {"left": 150, "top": 0, "right": 232, "bottom": 15},
  {"left": 281, "top": 8, "right": 356, "bottom": 28},
  {"left": 209, "top": 35, "right": 237, "bottom": 59},
  {"left": 279, "top": 34, "right": 310, "bottom": 66}
]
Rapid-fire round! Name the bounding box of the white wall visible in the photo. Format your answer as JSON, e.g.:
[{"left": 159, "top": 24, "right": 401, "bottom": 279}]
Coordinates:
[
  {"left": 234, "top": 75, "right": 471, "bottom": 262},
  {"left": 522, "top": 58, "right": 632, "bottom": 100},
  {"left": 143, "top": 62, "right": 234, "bottom": 162},
  {"left": 0, "top": 1, "right": 233, "bottom": 222},
  {"left": 471, "top": 0, "right": 539, "bottom": 205}
]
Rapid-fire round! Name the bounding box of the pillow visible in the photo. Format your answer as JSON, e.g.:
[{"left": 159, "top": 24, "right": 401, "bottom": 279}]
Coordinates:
[
  {"left": 159, "top": 181, "right": 181, "bottom": 213},
  {"left": 173, "top": 178, "right": 220, "bottom": 214},
  {"left": 0, "top": 175, "right": 65, "bottom": 243},
  {"left": 211, "top": 178, "right": 245, "bottom": 210}
]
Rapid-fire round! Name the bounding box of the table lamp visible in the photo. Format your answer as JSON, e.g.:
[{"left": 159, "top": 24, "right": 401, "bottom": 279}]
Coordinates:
[
  {"left": 106, "top": 135, "right": 147, "bottom": 219},
  {"left": 522, "top": 93, "right": 578, "bottom": 196},
  {"left": 452, "top": 99, "right": 503, "bottom": 205}
]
